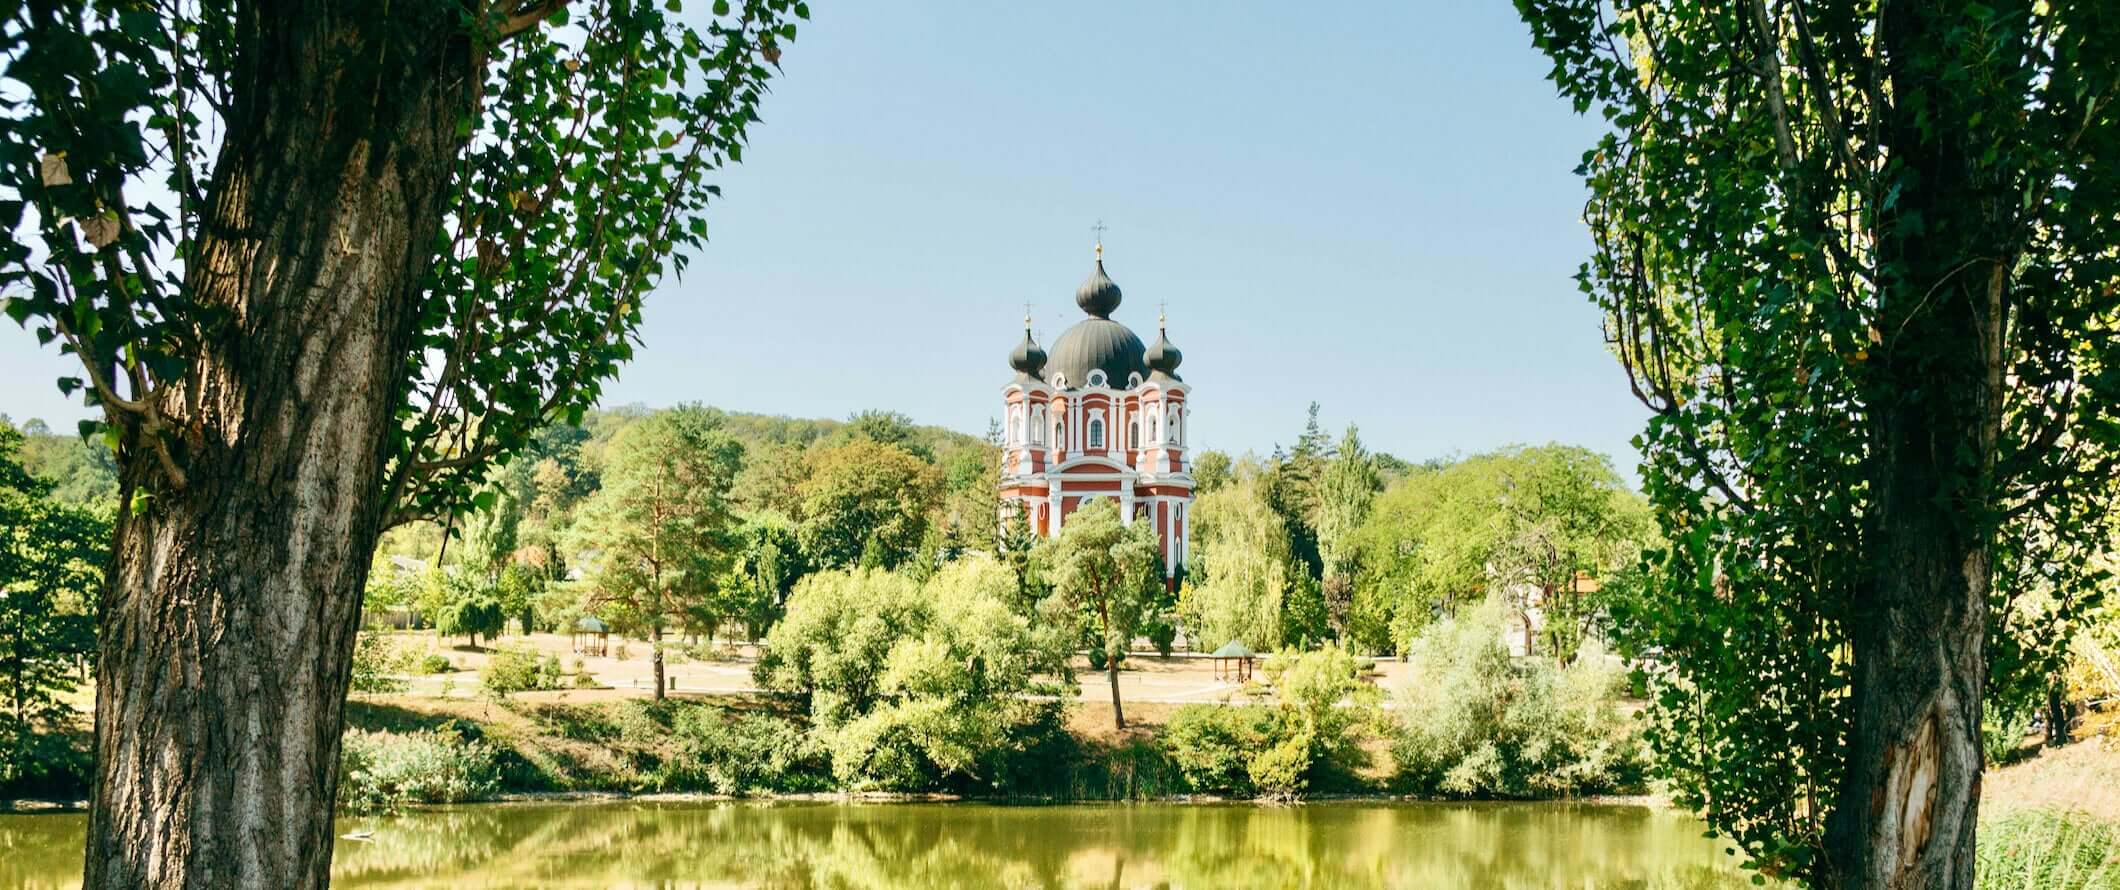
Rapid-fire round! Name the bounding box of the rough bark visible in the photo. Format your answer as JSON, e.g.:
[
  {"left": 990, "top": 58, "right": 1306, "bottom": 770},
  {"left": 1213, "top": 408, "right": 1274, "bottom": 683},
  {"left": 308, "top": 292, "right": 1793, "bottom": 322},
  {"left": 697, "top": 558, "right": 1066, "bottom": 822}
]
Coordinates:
[
  {"left": 1823, "top": 3, "right": 2013, "bottom": 887},
  {"left": 82, "top": 4, "right": 474, "bottom": 888}
]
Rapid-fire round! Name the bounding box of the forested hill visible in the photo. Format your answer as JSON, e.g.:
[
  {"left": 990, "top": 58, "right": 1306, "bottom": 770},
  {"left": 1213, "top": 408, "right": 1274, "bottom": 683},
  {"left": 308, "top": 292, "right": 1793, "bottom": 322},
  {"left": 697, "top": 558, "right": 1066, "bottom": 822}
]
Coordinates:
[
  {"left": 0, "top": 406, "right": 991, "bottom": 510},
  {"left": 0, "top": 416, "right": 118, "bottom": 504}
]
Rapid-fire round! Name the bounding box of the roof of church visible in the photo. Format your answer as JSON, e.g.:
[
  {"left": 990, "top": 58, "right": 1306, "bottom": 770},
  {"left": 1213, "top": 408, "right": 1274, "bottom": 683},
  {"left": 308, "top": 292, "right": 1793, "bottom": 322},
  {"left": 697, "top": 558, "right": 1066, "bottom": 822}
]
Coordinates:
[
  {"left": 1012, "top": 245, "right": 1186, "bottom": 391},
  {"left": 1045, "top": 248, "right": 1148, "bottom": 388}
]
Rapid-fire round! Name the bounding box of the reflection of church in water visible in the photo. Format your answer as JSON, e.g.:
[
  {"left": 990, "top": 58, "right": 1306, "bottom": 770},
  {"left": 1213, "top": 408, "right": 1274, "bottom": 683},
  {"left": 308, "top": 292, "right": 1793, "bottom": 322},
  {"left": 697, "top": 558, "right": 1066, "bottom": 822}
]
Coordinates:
[{"left": 998, "top": 243, "right": 1193, "bottom": 579}]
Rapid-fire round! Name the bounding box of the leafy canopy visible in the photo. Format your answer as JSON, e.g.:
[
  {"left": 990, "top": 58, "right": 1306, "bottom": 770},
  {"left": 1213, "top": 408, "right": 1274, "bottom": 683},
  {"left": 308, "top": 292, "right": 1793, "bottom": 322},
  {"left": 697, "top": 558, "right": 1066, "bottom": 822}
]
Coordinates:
[{"left": 0, "top": 0, "right": 805, "bottom": 523}]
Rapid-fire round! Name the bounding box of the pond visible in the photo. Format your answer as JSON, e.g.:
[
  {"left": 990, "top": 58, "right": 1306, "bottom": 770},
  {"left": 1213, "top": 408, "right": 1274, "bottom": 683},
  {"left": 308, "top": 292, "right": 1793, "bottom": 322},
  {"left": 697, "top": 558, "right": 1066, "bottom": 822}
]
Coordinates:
[{"left": 0, "top": 800, "right": 1761, "bottom": 888}]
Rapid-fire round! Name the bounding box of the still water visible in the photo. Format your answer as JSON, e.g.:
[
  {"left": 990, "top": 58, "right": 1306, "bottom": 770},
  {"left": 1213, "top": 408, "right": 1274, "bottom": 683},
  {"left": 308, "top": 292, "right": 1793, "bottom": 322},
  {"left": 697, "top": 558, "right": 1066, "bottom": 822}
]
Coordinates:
[{"left": 0, "top": 800, "right": 1761, "bottom": 889}]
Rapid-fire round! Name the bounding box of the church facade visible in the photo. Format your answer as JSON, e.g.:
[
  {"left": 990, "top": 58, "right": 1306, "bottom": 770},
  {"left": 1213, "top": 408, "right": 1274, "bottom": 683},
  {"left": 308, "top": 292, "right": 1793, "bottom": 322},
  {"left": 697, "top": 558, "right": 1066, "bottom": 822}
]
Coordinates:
[{"left": 999, "top": 245, "right": 1193, "bottom": 578}]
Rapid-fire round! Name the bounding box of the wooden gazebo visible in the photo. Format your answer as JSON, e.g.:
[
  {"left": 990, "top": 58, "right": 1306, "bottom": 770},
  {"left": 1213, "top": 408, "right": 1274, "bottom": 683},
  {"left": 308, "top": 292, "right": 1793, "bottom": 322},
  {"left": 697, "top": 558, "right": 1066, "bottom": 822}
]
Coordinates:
[
  {"left": 1210, "top": 640, "right": 1257, "bottom": 682},
  {"left": 572, "top": 616, "right": 610, "bottom": 657}
]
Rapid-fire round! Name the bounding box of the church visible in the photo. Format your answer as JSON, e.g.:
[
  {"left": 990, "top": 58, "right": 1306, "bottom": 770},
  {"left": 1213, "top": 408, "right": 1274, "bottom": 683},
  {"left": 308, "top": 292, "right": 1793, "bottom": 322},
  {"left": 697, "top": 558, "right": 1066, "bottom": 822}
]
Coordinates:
[{"left": 999, "top": 243, "right": 1194, "bottom": 579}]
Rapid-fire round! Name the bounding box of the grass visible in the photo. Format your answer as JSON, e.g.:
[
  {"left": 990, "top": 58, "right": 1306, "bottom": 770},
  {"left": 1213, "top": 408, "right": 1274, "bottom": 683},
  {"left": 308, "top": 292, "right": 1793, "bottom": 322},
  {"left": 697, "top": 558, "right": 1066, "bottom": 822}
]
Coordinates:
[{"left": 1977, "top": 809, "right": 2120, "bottom": 890}]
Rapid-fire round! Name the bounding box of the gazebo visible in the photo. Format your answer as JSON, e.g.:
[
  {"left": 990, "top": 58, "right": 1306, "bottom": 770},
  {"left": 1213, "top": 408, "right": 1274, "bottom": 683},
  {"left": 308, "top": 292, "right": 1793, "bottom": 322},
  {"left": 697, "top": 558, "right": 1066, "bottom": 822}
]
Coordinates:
[
  {"left": 1210, "top": 640, "right": 1257, "bottom": 682},
  {"left": 572, "top": 616, "right": 610, "bottom": 657}
]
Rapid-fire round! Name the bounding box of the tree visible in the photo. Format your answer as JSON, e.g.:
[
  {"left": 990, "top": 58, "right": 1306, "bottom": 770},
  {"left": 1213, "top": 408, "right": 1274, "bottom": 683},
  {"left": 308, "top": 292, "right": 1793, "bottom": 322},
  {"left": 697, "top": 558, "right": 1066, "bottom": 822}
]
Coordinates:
[
  {"left": 836, "top": 409, "right": 933, "bottom": 460},
  {"left": 1518, "top": 2, "right": 2120, "bottom": 885},
  {"left": 1191, "top": 450, "right": 1234, "bottom": 495},
  {"left": 1042, "top": 499, "right": 1163, "bottom": 729},
  {"left": 574, "top": 407, "right": 744, "bottom": 701},
  {"left": 0, "top": 2, "right": 803, "bottom": 884},
  {"left": 1347, "top": 446, "right": 1647, "bottom": 657},
  {"left": 795, "top": 439, "right": 941, "bottom": 571},
  {"left": 437, "top": 597, "right": 505, "bottom": 648},
  {"left": 1183, "top": 478, "right": 1293, "bottom": 652},
  {"left": 0, "top": 425, "right": 105, "bottom": 792},
  {"left": 1315, "top": 424, "right": 1382, "bottom": 642},
  {"left": 724, "top": 511, "right": 807, "bottom": 640},
  {"left": 754, "top": 561, "right": 1069, "bottom": 790}
]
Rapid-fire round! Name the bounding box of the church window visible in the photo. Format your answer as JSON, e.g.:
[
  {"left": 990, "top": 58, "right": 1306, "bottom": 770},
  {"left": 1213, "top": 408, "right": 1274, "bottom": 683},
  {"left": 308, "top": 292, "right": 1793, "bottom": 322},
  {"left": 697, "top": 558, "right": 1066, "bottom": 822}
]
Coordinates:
[
  {"left": 1129, "top": 421, "right": 1139, "bottom": 450},
  {"left": 1088, "top": 417, "right": 1105, "bottom": 449}
]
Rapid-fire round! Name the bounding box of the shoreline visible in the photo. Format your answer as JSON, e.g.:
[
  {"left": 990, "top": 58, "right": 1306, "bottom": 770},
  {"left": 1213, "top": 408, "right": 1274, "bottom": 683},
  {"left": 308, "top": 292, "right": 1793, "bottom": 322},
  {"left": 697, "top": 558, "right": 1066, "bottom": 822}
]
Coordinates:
[{"left": 3, "top": 788, "right": 1673, "bottom": 816}]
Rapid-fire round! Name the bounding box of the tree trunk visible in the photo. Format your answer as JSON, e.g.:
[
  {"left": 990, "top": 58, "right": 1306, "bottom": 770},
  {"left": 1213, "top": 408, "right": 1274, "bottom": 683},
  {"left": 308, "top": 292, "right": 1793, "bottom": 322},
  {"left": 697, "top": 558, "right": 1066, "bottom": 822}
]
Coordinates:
[
  {"left": 1823, "top": 4, "right": 2014, "bottom": 887},
  {"left": 83, "top": 6, "right": 474, "bottom": 888},
  {"left": 652, "top": 624, "right": 667, "bottom": 701},
  {"left": 1107, "top": 660, "right": 1125, "bottom": 730}
]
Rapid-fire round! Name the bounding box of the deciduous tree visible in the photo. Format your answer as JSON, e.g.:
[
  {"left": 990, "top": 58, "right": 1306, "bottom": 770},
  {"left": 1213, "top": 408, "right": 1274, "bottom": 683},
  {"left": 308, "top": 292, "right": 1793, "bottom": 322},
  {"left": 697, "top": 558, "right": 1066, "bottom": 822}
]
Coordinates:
[
  {"left": 0, "top": 1, "right": 803, "bottom": 883},
  {"left": 1043, "top": 499, "right": 1163, "bottom": 729},
  {"left": 1518, "top": 1, "right": 2120, "bottom": 884}
]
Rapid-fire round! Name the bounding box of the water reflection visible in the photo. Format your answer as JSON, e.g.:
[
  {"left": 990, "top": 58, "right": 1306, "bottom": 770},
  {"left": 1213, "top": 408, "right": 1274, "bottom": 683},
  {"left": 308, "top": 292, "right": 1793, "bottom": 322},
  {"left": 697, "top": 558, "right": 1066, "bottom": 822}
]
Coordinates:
[{"left": 0, "top": 800, "right": 1758, "bottom": 889}]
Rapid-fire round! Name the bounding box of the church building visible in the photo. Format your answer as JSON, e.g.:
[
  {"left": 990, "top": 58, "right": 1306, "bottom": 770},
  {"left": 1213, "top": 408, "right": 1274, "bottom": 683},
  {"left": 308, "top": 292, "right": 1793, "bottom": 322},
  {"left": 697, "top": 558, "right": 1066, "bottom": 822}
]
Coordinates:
[{"left": 999, "top": 244, "right": 1194, "bottom": 578}]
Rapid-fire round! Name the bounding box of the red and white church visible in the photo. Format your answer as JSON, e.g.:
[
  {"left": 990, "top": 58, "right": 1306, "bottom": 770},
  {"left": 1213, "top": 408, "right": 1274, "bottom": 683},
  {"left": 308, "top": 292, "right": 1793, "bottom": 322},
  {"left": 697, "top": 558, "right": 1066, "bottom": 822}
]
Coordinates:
[{"left": 999, "top": 245, "right": 1193, "bottom": 579}]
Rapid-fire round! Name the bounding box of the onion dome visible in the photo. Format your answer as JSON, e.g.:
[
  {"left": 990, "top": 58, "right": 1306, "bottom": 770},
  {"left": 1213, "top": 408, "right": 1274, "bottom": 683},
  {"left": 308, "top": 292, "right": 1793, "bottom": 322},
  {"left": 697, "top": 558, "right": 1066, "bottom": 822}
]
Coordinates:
[
  {"left": 1075, "top": 244, "right": 1123, "bottom": 318},
  {"left": 1145, "top": 310, "right": 1183, "bottom": 380},
  {"left": 1008, "top": 315, "right": 1047, "bottom": 377}
]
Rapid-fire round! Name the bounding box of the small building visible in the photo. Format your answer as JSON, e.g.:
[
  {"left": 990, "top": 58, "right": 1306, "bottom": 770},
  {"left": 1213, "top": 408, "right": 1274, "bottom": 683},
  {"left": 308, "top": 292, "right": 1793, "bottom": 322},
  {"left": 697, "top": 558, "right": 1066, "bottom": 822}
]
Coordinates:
[
  {"left": 572, "top": 616, "right": 610, "bottom": 657},
  {"left": 1209, "top": 640, "right": 1257, "bottom": 682}
]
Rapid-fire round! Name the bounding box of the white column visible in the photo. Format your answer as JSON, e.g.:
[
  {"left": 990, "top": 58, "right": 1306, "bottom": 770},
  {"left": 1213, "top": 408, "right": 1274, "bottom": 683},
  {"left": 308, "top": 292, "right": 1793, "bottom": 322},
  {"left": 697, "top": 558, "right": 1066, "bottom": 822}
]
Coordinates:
[{"left": 1049, "top": 480, "right": 1065, "bottom": 535}]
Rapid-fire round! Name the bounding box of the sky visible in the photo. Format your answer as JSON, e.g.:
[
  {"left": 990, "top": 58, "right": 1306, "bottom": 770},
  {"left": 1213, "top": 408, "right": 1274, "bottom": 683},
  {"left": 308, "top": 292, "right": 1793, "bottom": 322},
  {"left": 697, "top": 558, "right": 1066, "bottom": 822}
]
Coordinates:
[{"left": 0, "top": 3, "right": 1647, "bottom": 472}]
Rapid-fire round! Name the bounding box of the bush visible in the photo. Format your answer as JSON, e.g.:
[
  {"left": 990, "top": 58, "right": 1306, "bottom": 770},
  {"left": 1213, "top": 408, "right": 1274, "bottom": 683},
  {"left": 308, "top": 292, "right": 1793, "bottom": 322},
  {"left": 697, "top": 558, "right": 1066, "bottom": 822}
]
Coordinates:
[
  {"left": 1161, "top": 646, "right": 1379, "bottom": 799},
  {"left": 1392, "top": 597, "right": 1644, "bottom": 798},
  {"left": 350, "top": 633, "right": 409, "bottom": 694},
  {"left": 656, "top": 705, "right": 824, "bottom": 794},
  {"left": 337, "top": 728, "right": 500, "bottom": 813},
  {"left": 1163, "top": 704, "right": 1275, "bottom": 795},
  {"left": 415, "top": 653, "right": 454, "bottom": 675},
  {"left": 481, "top": 648, "right": 555, "bottom": 697},
  {"left": 1977, "top": 809, "right": 2119, "bottom": 890},
  {"left": 759, "top": 562, "right": 1073, "bottom": 791}
]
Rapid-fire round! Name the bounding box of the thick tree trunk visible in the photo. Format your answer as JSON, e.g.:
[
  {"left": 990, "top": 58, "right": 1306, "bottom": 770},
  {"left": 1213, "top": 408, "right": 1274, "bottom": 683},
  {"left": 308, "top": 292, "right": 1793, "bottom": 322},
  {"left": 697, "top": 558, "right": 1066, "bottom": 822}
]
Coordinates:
[
  {"left": 1824, "top": 4, "right": 2014, "bottom": 887},
  {"left": 83, "top": 6, "right": 473, "bottom": 888}
]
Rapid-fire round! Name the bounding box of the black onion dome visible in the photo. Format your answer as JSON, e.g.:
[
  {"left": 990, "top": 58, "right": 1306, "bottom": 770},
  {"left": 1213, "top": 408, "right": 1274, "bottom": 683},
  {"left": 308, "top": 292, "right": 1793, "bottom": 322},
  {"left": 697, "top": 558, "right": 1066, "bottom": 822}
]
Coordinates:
[
  {"left": 1009, "top": 329, "right": 1047, "bottom": 376},
  {"left": 1047, "top": 318, "right": 1147, "bottom": 388},
  {"left": 1075, "top": 258, "right": 1122, "bottom": 318},
  {"left": 1146, "top": 326, "right": 1183, "bottom": 380}
]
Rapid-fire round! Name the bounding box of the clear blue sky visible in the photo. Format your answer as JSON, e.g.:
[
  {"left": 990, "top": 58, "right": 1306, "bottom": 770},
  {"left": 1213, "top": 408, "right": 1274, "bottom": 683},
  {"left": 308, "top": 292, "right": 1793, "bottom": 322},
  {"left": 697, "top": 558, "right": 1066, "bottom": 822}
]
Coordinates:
[{"left": 0, "top": 3, "right": 1646, "bottom": 471}]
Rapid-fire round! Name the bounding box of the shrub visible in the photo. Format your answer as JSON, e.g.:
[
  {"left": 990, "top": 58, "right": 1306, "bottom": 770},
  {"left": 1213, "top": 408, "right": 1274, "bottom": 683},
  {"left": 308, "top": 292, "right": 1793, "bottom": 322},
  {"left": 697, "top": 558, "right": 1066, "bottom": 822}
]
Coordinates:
[
  {"left": 415, "top": 654, "right": 454, "bottom": 675},
  {"left": 760, "top": 562, "right": 1073, "bottom": 791},
  {"left": 657, "top": 705, "right": 824, "bottom": 794},
  {"left": 1247, "top": 731, "right": 1312, "bottom": 798},
  {"left": 337, "top": 728, "right": 500, "bottom": 813},
  {"left": 1392, "top": 597, "right": 1644, "bottom": 798},
  {"left": 1976, "top": 809, "right": 2119, "bottom": 890},
  {"left": 481, "top": 648, "right": 554, "bottom": 697},
  {"left": 1163, "top": 704, "right": 1274, "bottom": 795},
  {"left": 350, "top": 633, "right": 409, "bottom": 694}
]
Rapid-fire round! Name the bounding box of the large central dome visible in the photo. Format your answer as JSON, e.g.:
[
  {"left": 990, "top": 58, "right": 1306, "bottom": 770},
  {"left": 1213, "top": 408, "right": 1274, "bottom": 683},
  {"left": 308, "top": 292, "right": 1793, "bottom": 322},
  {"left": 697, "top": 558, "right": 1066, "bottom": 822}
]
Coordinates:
[
  {"left": 1047, "top": 318, "right": 1147, "bottom": 388},
  {"left": 1045, "top": 252, "right": 1147, "bottom": 388}
]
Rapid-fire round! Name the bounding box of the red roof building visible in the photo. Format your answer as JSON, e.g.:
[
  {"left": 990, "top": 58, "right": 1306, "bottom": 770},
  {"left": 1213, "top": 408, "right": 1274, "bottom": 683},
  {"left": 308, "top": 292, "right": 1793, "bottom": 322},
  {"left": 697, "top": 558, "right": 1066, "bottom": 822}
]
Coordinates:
[{"left": 999, "top": 244, "right": 1193, "bottom": 578}]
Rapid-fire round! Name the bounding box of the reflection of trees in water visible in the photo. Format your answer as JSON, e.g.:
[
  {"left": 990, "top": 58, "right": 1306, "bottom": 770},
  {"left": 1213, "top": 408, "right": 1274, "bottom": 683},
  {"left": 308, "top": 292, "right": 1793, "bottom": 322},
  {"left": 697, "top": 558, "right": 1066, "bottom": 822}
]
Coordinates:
[
  {"left": 0, "top": 813, "right": 87, "bottom": 890},
  {"left": 0, "top": 803, "right": 1765, "bottom": 889}
]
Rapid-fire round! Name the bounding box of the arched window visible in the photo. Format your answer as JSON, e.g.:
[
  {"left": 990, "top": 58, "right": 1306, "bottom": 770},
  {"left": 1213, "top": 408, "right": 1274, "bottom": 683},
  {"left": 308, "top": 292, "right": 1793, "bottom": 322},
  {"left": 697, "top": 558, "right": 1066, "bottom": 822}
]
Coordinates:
[
  {"left": 1054, "top": 421, "right": 1066, "bottom": 449},
  {"left": 1088, "top": 417, "right": 1105, "bottom": 449},
  {"left": 1171, "top": 411, "right": 1182, "bottom": 445},
  {"left": 1128, "top": 420, "right": 1140, "bottom": 450}
]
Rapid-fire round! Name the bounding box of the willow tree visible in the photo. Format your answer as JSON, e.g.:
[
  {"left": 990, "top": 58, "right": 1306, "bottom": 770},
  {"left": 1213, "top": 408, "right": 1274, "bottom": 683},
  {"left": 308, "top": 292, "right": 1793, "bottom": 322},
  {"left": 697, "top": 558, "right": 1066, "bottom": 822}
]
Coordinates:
[
  {"left": 0, "top": 1, "right": 803, "bottom": 886},
  {"left": 1517, "top": 2, "right": 2120, "bottom": 887}
]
